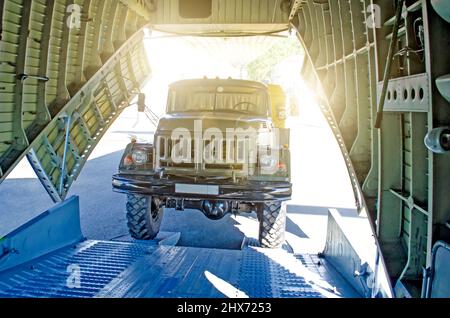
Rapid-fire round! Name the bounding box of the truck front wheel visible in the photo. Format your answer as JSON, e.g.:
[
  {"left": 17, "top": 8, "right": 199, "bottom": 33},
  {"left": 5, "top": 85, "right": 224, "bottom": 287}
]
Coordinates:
[
  {"left": 257, "top": 201, "right": 287, "bottom": 248},
  {"left": 126, "top": 194, "right": 164, "bottom": 240}
]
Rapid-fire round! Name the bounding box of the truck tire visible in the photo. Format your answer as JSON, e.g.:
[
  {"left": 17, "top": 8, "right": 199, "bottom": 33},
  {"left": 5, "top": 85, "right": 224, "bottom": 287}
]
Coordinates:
[
  {"left": 257, "top": 201, "right": 286, "bottom": 248},
  {"left": 126, "top": 194, "right": 164, "bottom": 240}
]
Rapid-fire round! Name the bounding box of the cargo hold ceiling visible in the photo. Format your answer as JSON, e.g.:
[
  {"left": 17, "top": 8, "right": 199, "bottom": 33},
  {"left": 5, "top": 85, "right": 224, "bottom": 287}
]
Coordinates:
[{"left": 149, "top": 0, "right": 291, "bottom": 35}]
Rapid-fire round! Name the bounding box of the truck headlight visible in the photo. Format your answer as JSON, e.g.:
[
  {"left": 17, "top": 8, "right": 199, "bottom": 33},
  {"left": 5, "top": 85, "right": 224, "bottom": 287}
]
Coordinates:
[
  {"left": 112, "top": 179, "right": 123, "bottom": 187},
  {"left": 132, "top": 150, "right": 148, "bottom": 165}
]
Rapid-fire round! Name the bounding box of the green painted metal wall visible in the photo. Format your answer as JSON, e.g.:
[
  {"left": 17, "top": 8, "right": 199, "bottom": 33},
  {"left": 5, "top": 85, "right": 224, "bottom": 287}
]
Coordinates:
[
  {"left": 0, "top": 0, "right": 151, "bottom": 200},
  {"left": 293, "top": 0, "right": 450, "bottom": 297}
]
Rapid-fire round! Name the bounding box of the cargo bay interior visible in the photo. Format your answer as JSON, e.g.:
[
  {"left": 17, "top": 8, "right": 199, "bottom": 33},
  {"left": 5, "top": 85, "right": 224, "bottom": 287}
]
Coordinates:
[{"left": 0, "top": 0, "right": 449, "bottom": 298}]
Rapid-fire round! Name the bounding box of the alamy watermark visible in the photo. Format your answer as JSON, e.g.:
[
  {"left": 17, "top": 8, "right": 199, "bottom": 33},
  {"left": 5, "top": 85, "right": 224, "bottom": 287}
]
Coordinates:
[
  {"left": 67, "top": 4, "right": 81, "bottom": 30},
  {"left": 155, "top": 120, "right": 286, "bottom": 175},
  {"left": 66, "top": 264, "right": 81, "bottom": 289},
  {"left": 366, "top": 4, "right": 381, "bottom": 29}
]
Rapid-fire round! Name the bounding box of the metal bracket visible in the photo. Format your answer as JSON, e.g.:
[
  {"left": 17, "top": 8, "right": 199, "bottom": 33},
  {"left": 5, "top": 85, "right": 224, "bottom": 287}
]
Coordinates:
[
  {"left": 377, "top": 74, "right": 430, "bottom": 112},
  {"left": 41, "top": 136, "right": 62, "bottom": 168},
  {"left": 374, "top": 0, "right": 406, "bottom": 128},
  {"left": 421, "top": 267, "right": 432, "bottom": 298},
  {"left": 16, "top": 73, "right": 50, "bottom": 82},
  {"left": 27, "top": 149, "right": 62, "bottom": 202},
  {"left": 59, "top": 115, "right": 73, "bottom": 196}
]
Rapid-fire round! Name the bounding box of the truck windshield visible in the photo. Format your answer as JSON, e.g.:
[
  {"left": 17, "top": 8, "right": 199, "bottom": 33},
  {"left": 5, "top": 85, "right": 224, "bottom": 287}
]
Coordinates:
[{"left": 167, "top": 85, "right": 269, "bottom": 116}]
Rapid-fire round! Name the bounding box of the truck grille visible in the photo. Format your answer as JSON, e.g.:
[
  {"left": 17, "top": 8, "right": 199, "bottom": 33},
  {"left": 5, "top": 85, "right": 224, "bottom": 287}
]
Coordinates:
[{"left": 156, "top": 136, "right": 249, "bottom": 174}]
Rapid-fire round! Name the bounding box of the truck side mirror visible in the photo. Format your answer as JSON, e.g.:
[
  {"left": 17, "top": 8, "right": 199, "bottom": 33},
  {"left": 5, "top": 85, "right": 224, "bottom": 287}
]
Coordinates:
[{"left": 137, "top": 93, "right": 146, "bottom": 112}]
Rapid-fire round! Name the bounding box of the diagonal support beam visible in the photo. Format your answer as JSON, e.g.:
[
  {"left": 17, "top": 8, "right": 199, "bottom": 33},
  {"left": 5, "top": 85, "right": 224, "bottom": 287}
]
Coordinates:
[
  {"left": 73, "top": 0, "right": 92, "bottom": 91},
  {"left": 0, "top": 0, "right": 4, "bottom": 40},
  {"left": 33, "top": 0, "right": 55, "bottom": 129},
  {"left": 26, "top": 29, "right": 149, "bottom": 202},
  {"left": 84, "top": 0, "right": 106, "bottom": 80},
  {"left": 12, "top": 1, "right": 32, "bottom": 149},
  {"left": 54, "top": 0, "right": 75, "bottom": 110},
  {"left": 58, "top": 115, "right": 72, "bottom": 196},
  {"left": 0, "top": 27, "right": 150, "bottom": 188}
]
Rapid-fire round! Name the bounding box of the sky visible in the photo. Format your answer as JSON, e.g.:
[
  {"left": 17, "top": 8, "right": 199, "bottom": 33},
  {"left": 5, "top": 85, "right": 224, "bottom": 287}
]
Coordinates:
[{"left": 142, "top": 30, "right": 304, "bottom": 116}]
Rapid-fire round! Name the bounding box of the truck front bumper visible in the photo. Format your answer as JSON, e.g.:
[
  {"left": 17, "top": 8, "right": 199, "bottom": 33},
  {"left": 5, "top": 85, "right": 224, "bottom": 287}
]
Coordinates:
[{"left": 112, "top": 174, "right": 292, "bottom": 201}]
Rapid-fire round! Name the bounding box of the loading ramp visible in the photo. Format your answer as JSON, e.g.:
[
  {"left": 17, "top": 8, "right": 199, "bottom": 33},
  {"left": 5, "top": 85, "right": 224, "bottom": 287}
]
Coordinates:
[{"left": 0, "top": 196, "right": 358, "bottom": 298}]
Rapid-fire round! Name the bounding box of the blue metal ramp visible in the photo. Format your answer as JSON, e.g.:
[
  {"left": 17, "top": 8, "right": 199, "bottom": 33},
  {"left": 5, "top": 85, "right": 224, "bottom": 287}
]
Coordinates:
[
  {"left": 0, "top": 196, "right": 358, "bottom": 298},
  {"left": 0, "top": 240, "right": 358, "bottom": 298}
]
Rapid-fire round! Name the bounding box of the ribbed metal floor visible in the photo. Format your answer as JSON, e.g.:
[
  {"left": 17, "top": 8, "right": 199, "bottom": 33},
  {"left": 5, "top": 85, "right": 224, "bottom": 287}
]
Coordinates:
[
  {"left": 0, "top": 241, "right": 153, "bottom": 298},
  {"left": 0, "top": 240, "right": 358, "bottom": 298}
]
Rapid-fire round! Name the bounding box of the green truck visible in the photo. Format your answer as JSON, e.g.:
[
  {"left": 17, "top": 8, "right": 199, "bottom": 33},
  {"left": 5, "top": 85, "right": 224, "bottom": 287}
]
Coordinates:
[{"left": 113, "top": 78, "right": 292, "bottom": 248}]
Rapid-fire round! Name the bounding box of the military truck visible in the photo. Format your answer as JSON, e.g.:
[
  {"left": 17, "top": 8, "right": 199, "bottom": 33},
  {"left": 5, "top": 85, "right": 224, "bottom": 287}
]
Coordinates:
[{"left": 113, "top": 78, "right": 292, "bottom": 248}]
